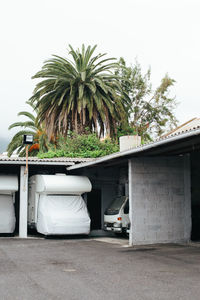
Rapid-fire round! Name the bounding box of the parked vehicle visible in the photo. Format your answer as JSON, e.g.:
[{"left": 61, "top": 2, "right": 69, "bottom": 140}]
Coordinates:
[
  {"left": 28, "top": 174, "right": 92, "bottom": 235},
  {"left": 0, "top": 175, "right": 18, "bottom": 233},
  {"left": 104, "top": 196, "right": 130, "bottom": 235}
]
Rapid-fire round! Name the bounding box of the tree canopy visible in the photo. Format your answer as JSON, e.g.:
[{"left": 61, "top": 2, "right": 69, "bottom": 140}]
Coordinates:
[
  {"left": 29, "top": 45, "right": 128, "bottom": 139},
  {"left": 116, "top": 58, "right": 177, "bottom": 140},
  {"left": 7, "top": 46, "right": 178, "bottom": 159}
]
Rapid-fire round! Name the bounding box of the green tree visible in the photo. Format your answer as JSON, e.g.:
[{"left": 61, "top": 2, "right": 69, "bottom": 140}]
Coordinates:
[
  {"left": 29, "top": 45, "right": 128, "bottom": 139},
  {"left": 7, "top": 102, "right": 49, "bottom": 157},
  {"left": 116, "top": 58, "right": 178, "bottom": 140}
]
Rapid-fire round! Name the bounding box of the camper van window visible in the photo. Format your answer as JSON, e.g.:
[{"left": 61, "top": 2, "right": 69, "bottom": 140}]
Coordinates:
[{"left": 105, "top": 196, "right": 126, "bottom": 215}]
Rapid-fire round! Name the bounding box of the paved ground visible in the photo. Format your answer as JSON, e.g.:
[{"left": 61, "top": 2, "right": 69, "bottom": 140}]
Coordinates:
[{"left": 0, "top": 237, "right": 200, "bottom": 300}]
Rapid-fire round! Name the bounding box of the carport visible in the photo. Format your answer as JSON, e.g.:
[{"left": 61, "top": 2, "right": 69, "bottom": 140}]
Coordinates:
[
  {"left": 1, "top": 128, "right": 200, "bottom": 244},
  {"left": 68, "top": 128, "right": 200, "bottom": 246},
  {"left": 0, "top": 156, "right": 91, "bottom": 238}
]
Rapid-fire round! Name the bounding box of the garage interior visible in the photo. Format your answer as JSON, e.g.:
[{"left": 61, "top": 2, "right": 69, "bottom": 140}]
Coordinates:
[
  {"left": 0, "top": 163, "right": 72, "bottom": 237},
  {"left": 68, "top": 130, "right": 200, "bottom": 245},
  {"left": 71, "top": 162, "right": 129, "bottom": 236},
  {"left": 0, "top": 129, "right": 200, "bottom": 245},
  {"left": 70, "top": 154, "right": 192, "bottom": 245},
  {"left": 0, "top": 160, "right": 129, "bottom": 239}
]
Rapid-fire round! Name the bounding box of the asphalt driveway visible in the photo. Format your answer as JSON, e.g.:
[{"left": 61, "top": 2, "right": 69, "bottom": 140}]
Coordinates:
[{"left": 0, "top": 237, "right": 200, "bottom": 300}]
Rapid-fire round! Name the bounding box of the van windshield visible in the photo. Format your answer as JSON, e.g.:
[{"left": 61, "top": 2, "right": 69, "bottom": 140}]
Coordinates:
[{"left": 105, "top": 196, "right": 127, "bottom": 215}]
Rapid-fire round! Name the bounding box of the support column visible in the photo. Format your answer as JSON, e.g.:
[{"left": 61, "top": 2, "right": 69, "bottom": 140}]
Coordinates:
[
  {"left": 19, "top": 166, "right": 28, "bottom": 238},
  {"left": 129, "top": 157, "right": 189, "bottom": 245},
  {"left": 128, "top": 159, "right": 133, "bottom": 246}
]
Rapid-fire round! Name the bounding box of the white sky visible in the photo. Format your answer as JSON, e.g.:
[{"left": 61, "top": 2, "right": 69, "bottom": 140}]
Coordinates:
[{"left": 0, "top": 0, "right": 200, "bottom": 139}]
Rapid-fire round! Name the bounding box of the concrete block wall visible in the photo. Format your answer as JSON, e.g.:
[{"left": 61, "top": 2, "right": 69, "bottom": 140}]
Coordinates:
[{"left": 129, "top": 156, "right": 191, "bottom": 245}]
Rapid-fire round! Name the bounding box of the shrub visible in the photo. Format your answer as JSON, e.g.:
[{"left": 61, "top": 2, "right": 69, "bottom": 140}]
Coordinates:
[{"left": 37, "top": 133, "right": 119, "bottom": 159}]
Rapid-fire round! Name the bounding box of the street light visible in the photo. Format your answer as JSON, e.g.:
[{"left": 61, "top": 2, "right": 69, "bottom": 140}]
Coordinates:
[
  {"left": 23, "top": 135, "right": 34, "bottom": 145},
  {"left": 23, "top": 135, "right": 34, "bottom": 174}
]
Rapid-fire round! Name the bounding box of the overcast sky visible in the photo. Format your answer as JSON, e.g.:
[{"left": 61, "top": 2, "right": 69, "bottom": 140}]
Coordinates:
[{"left": 0, "top": 0, "right": 200, "bottom": 140}]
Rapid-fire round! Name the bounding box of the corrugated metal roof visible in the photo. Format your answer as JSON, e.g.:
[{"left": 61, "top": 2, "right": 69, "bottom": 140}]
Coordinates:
[
  {"left": 0, "top": 156, "right": 94, "bottom": 166},
  {"left": 162, "top": 118, "right": 200, "bottom": 138}
]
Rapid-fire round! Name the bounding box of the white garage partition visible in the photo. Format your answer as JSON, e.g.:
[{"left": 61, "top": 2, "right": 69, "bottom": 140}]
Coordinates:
[{"left": 19, "top": 166, "right": 28, "bottom": 238}]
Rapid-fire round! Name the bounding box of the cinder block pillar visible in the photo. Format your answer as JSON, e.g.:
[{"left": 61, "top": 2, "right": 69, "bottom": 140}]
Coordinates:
[
  {"left": 129, "top": 156, "right": 191, "bottom": 245},
  {"left": 19, "top": 166, "right": 28, "bottom": 238}
]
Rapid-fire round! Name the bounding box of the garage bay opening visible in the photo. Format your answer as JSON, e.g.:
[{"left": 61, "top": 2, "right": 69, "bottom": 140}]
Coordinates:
[
  {"left": 87, "top": 189, "right": 101, "bottom": 230},
  {"left": 191, "top": 152, "right": 200, "bottom": 241}
]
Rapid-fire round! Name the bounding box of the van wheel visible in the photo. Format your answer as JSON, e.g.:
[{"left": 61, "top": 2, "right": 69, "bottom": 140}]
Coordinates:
[{"left": 115, "top": 231, "right": 129, "bottom": 238}]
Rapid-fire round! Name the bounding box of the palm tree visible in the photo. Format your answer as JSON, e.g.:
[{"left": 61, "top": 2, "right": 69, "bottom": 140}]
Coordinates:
[
  {"left": 29, "top": 45, "right": 128, "bottom": 139},
  {"left": 7, "top": 102, "right": 49, "bottom": 157}
]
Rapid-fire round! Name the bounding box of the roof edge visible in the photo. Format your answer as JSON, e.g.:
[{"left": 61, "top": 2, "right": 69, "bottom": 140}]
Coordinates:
[{"left": 0, "top": 161, "right": 75, "bottom": 166}]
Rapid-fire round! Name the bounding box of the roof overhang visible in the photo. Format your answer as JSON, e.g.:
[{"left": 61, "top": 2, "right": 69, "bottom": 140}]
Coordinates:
[
  {"left": 0, "top": 160, "right": 75, "bottom": 166},
  {"left": 0, "top": 157, "right": 93, "bottom": 167}
]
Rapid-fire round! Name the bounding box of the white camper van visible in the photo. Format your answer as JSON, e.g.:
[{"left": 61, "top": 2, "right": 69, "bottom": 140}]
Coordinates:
[
  {"left": 28, "top": 174, "right": 92, "bottom": 235},
  {"left": 104, "top": 196, "right": 130, "bottom": 235},
  {"left": 0, "top": 175, "right": 18, "bottom": 233}
]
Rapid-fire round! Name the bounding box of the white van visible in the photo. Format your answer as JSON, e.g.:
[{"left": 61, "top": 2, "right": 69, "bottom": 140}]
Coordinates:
[
  {"left": 104, "top": 196, "right": 130, "bottom": 235},
  {"left": 0, "top": 175, "right": 18, "bottom": 233},
  {"left": 28, "top": 174, "right": 91, "bottom": 235}
]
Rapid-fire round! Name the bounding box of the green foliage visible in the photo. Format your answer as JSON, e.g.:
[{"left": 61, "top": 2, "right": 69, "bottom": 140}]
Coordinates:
[
  {"left": 30, "top": 44, "right": 128, "bottom": 139},
  {"left": 116, "top": 124, "right": 136, "bottom": 138},
  {"left": 38, "top": 133, "right": 119, "bottom": 158},
  {"left": 7, "top": 102, "right": 49, "bottom": 157},
  {"left": 116, "top": 58, "right": 178, "bottom": 140}
]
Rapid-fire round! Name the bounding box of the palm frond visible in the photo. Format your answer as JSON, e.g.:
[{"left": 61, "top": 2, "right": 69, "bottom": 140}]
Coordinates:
[{"left": 29, "top": 44, "right": 128, "bottom": 138}]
